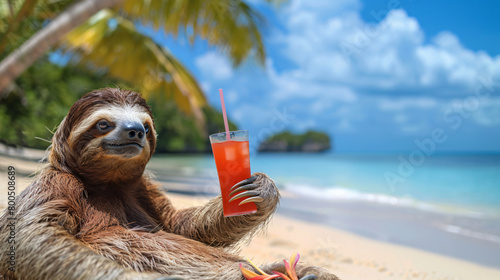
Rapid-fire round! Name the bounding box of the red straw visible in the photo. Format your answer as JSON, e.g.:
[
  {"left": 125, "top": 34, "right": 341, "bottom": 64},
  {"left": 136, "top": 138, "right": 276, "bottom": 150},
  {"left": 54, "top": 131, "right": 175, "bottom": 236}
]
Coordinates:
[{"left": 219, "top": 88, "right": 231, "bottom": 141}]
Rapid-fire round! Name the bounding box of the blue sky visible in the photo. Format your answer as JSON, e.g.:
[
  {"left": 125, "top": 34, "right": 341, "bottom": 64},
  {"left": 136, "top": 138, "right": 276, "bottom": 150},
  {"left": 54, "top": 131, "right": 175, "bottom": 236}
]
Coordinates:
[{"left": 142, "top": 0, "right": 500, "bottom": 153}]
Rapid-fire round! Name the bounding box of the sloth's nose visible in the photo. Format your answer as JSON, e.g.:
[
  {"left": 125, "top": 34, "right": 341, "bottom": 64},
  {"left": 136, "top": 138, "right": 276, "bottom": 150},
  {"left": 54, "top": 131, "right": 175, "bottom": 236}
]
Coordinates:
[{"left": 123, "top": 121, "right": 145, "bottom": 140}]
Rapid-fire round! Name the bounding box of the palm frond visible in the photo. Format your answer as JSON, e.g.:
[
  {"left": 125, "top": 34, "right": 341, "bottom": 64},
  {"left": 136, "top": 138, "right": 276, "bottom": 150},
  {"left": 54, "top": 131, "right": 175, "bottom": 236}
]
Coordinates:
[
  {"left": 119, "top": 0, "right": 266, "bottom": 66},
  {"left": 60, "top": 9, "right": 207, "bottom": 127},
  {"left": 0, "top": 0, "right": 76, "bottom": 55}
]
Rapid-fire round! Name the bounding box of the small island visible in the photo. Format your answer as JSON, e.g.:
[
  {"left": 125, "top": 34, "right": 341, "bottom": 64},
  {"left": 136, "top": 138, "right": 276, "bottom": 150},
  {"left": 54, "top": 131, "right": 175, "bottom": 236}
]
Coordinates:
[{"left": 258, "top": 130, "right": 332, "bottom": 153}]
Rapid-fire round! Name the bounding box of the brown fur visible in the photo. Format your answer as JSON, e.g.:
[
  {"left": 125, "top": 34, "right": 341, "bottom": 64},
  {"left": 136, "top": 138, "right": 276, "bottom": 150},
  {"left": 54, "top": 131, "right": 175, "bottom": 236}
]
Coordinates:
[{"left": 0, "top": 88, "right": 339, "bottom": 280}]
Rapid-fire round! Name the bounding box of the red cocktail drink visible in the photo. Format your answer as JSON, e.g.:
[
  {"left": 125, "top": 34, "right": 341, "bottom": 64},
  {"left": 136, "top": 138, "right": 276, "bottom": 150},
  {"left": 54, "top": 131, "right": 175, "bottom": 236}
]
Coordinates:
[{"left": 210, "top": 130, "right": 257, "bottom": 217}]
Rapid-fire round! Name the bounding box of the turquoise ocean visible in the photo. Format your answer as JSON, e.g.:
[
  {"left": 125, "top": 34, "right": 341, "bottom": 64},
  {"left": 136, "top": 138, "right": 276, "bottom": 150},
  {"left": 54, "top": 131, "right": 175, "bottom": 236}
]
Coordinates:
[{"left": 148, "top": 153, "right": 500, "bottom": 268}]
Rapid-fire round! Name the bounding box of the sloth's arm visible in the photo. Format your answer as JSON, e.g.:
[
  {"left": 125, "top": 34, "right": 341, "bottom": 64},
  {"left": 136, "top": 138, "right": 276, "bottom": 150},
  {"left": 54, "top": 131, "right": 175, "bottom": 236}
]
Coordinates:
[{"left": 155, "top": 173, "right": 280, "bottom": 247}]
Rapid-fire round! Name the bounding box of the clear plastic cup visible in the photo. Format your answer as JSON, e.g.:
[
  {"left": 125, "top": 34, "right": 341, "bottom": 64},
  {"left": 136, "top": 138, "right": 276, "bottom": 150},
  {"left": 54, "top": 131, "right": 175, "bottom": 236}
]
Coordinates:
[{"left": 209, "top": 130, "right": 257, "bottom": 217}]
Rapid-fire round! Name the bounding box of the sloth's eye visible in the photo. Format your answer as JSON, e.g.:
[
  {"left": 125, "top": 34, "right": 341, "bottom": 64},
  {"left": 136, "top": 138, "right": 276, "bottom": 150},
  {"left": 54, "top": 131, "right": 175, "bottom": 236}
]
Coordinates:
[
  {"left": 144, "top": 123, "right": 150, "bottom": 134},
  {"left": 97, "top": 120, "right": 110, "bottom": 131}
]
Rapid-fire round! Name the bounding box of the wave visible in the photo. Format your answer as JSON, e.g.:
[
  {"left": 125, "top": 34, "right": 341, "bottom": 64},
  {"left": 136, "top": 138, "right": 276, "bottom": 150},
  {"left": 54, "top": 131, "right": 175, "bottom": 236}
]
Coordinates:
[
  {"left": 282, "top": 184, "right": 498, "bottom": 219},
  {"left": 437, "top": 224, "right": 500, "bottom": 245}
]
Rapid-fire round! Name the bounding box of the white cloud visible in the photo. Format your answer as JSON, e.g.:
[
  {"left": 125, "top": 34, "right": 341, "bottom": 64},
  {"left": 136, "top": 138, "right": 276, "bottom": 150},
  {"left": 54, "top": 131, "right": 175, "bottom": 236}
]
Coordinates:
[
  {"left": 378, "top": 97, "right": 438, "bottom": 111},
  {"left": 271, "top": 1, "right": 500, "bottom": 94},
  {"left": 195, "top": 52, "right": 233, "bottom": 80},
  {"left": 284, "top": 0, "right": 361, "bottom": 20},
  {"left": 256, "top": 0, "right": 500, "bottom": 135}
]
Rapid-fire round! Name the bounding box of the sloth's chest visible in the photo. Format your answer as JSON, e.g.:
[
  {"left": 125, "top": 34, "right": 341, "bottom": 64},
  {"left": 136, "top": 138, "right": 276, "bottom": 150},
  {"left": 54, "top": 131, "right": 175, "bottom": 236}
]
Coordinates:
[{"left": 79, "top": 202, "right": 161, "bottom": 234}]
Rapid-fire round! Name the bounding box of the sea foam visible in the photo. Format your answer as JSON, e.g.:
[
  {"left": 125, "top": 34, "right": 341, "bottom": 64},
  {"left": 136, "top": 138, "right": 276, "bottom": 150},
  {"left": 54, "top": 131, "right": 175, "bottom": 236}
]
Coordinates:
[
  {"left": 437, "top": 224, "right": 500, "bottom": 244},
  {"left": 283, "top": 183, "right": 496, "bottom": 219}
]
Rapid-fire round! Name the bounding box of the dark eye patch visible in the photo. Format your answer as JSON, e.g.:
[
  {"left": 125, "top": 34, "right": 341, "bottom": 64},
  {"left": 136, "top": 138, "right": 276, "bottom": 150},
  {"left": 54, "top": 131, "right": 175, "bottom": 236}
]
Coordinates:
[{"left": 96, "top": 119, "right": 114, "bottom": 133}]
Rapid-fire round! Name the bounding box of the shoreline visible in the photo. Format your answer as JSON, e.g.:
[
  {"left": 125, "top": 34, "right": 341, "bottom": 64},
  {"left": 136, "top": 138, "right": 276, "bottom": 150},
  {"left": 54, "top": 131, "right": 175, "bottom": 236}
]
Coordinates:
[
  {"left": 1, "top": 152, "right": 500, "bottom": 279},
  {"left": 278, "top": 195, "right": 500, "bottom": 270}
]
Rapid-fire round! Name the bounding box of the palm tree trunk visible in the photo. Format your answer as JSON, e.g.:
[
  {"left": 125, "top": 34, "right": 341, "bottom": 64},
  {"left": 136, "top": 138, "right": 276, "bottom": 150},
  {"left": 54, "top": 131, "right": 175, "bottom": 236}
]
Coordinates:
[{"left": 0, "top": 0, "right": 124, "bottom": 97}]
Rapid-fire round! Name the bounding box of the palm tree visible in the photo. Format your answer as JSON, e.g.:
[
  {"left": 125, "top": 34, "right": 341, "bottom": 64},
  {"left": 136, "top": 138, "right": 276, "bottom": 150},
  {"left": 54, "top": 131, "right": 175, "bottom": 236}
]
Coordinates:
[{"left": 0, "top": 0, "right": 268, "bottom": 126}]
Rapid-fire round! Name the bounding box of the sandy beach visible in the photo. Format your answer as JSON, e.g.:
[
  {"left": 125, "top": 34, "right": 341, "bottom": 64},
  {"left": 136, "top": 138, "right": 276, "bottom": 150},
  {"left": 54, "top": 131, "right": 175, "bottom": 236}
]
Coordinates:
[{"left": 1, "top": 149, "right": 500, "bottom": 280}]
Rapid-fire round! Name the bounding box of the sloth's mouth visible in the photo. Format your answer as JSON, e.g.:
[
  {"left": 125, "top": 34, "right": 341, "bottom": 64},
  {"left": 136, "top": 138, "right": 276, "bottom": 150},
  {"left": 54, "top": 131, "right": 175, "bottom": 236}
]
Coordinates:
[
  {"left": 105, "top": 142, "right": 143, "bottom": 149},
  {"left": 103, "top": 141, "right": 144, "bottom": 158}
]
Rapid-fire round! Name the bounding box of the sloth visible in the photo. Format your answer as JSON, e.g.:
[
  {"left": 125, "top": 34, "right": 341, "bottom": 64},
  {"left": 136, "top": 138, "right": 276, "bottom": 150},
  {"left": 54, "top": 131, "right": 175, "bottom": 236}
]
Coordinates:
[{"left": 0, "top": 88, "right": 338, "bottom": 280}]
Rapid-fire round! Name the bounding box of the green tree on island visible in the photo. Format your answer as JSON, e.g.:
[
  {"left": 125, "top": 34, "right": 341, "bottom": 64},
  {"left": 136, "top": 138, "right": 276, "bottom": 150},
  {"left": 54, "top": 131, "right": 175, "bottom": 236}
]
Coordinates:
[{"left": 259, "top": 130, "right": 332, "bottom": 153}]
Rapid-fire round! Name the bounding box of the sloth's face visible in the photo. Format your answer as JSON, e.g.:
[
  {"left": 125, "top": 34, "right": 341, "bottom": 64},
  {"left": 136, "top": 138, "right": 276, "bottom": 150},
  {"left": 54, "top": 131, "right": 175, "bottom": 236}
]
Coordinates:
[
  {"left": 68, "top": 104, "right": 156, "bottom": 167},
  {"left": 49, "top": 89, "right": 158, "bottom": 186}
]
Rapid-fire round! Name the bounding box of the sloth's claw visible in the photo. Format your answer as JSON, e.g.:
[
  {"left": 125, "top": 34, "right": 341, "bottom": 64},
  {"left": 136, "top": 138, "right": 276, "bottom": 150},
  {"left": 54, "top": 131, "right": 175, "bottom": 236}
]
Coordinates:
[
  {"left": 299, "top": 275, "right": 318, "bottom": 280},
  {"left": 239, "top": 196, "right": 264, "bottom": 205},
  {"left": 229, "top": 190, "right": 259, "bottom": 202},
  {"left": 230, "top": 176, "right": 258, "bottom": 192},
  {"left": 229, "top": 184, "right": 258, "bottom": 196}
]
